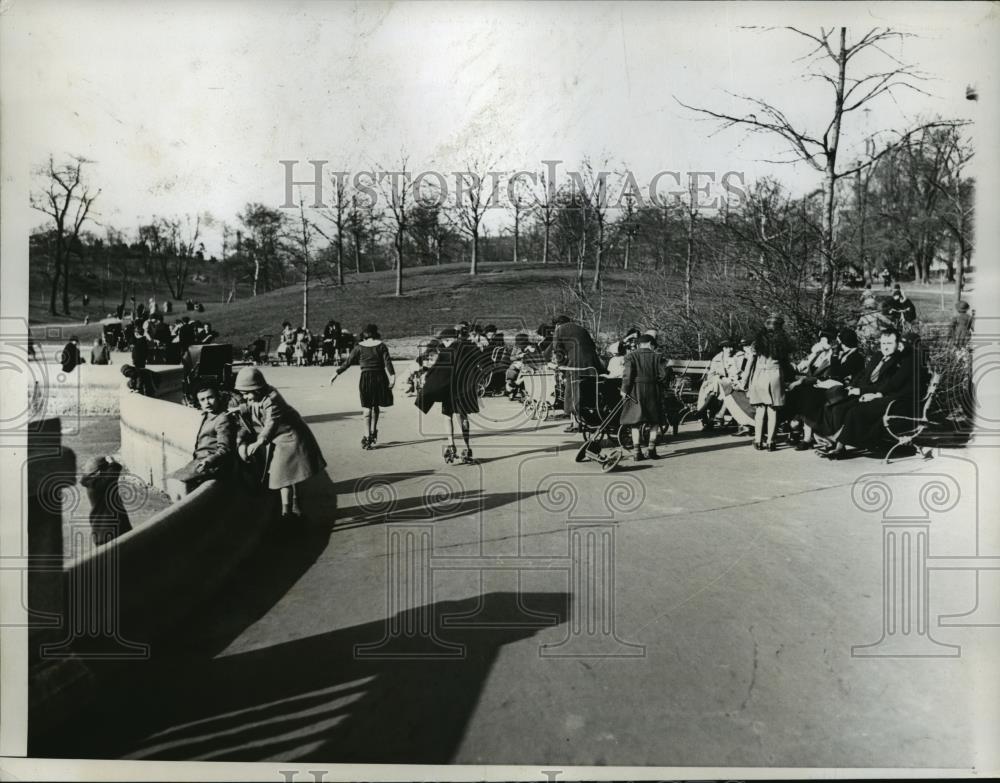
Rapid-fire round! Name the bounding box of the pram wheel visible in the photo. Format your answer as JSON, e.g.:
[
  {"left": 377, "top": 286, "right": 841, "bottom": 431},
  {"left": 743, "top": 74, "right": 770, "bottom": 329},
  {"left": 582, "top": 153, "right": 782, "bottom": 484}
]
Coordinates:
[
  {"left": 600, "top": 448, "right": 623, "bottom": 473},
  {"left": 537, "top": 402, "right": 551, "bottom": 421},
  {"left": 574, "top": 440, "right": 602, "bottom": 463},
  {"left": 444, "top": 445, "right": 457, "bottom": 464}
]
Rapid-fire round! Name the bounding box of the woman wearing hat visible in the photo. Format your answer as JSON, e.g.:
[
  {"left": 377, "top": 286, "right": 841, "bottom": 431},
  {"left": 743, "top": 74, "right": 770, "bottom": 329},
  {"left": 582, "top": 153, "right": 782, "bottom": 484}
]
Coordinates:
[
  {"left": 329, "top": 323, "right": 395, "bottom": 449},
  {"left": 748, "top": 314, "right": 794, "bottom": 451},
  {"left": 234, "top": 366, "right": 327, "bottom": 520},
  {"left": 786, "top": 327, "right": 864, "bottom": 451}
]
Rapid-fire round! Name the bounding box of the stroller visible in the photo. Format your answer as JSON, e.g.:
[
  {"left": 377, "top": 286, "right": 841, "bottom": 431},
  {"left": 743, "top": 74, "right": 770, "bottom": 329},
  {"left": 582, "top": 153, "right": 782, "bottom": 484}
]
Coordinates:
[
  {"left": 567, "top": 369, "right": 635, "bottom": 473},
  {"left": 182, "top": 343, "right": 234, "bottom": 406},
  {"left": 243, "top": 337, "right": 269, "bottom": 365}
]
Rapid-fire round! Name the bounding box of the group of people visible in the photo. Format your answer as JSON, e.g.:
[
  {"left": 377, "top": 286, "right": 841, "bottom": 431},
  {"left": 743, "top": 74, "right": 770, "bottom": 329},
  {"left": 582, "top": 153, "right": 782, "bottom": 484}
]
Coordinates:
[{"left": 270, "top": 320, "right": 356, "bottom": 367}]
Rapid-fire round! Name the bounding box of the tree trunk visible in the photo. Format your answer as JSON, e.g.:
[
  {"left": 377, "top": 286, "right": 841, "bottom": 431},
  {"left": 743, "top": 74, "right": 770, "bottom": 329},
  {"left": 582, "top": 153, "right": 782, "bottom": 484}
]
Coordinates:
[
  {"left": 623, "top": 235, "right": 631, "bottom": 271},
  {"left": 685, "top": 209, "right": 694, "bottom": 316},
  {"left": 590, "top": 219, "right": 604, "bottom": 292},
  {"left": 354, "top": 240, "right": 361, "bottom": 274},
  {"left": 542, "top": 222, "right": 549, "bottom": 265},
  {"left": 302, "top": 257, "right": 309, "bottom": 329},
  {"left": 252, "top": 257, "right": 260, "bottom": 297},
  {"left": 336, "top": 234, "right": 345, "bottom": 285},
  {"left": 395, "top": 228, "right": 404, "bottom": 296},
  {"left": 513, "top": 212, "right": 520, "bottom": 264},
  {"left": 470, "top": 229, "right": 479, "bottom": 275},
  {"left": 61, "top": 252, "right": 71, "bottom": 315},
  {"left": 49, "top": 244, "right": 62, "bottom": 316}
]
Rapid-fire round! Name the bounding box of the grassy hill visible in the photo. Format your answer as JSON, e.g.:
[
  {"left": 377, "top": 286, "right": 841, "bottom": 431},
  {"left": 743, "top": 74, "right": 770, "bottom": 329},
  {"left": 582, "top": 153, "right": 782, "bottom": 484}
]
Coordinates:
[{"left": 29, "top": 259, "right": 958, "bottom": 356}]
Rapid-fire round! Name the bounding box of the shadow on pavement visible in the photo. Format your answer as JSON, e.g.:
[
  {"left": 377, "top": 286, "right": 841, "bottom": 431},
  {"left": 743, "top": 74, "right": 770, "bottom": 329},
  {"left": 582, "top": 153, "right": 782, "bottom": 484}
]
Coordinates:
[{"left": 36, "top": 592, "right": 568, "bottom": 762}]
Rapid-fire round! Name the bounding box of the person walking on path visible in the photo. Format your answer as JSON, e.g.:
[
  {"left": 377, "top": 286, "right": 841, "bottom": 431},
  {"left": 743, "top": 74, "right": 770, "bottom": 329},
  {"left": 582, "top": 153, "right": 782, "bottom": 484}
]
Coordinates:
[
  {"left": 620, "top": 333, "right": 672, "bottom": 460},
  {"left": 748, "top": 314, "right": 795, "bottom": 451},
  {"left": 234, "top": 366, "right": 327, "bottom": 523},
  {"left": 416, "top": 327, "right": 484, "bottom": 464},
  {"left": 330, "top": 323, "right": 396, "bottom": 449}
]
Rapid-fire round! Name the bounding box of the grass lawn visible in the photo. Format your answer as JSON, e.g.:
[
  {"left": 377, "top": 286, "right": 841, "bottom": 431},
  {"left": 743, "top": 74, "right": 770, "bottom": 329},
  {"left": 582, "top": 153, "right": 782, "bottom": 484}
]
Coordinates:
[{"left": 29, "top": 261, "right": 959, "bottom": 355}]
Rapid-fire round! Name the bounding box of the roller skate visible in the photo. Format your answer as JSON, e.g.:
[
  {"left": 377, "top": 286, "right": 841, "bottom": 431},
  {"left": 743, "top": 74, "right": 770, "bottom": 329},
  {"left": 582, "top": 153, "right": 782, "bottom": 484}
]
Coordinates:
[
  {"left": 361, "top": 434, "right": 370, "bottom": 449},
  {"left": 461, "top": 448, "right": 475, "bottom": 464},
  {"left": 443, "top": 444, "right": 458, "bottom": 464},
  {"left": 369, "top": 429, "right": 378, "bottom": 448}
]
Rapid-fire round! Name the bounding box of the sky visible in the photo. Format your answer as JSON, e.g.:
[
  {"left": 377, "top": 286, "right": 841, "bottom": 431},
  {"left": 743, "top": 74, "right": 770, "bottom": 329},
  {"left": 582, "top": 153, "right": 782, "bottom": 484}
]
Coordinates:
[{"left": 3, "top": 1, "right": 996, "bottom": 255}]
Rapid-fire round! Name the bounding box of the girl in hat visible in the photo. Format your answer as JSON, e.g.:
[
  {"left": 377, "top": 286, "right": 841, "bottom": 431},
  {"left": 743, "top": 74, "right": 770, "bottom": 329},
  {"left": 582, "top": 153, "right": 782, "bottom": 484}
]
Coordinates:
[
  {"left": 748, "top": 314, "right": 794, "bottom": 451},
  {"left": 329, "top": 324, "right": 395, "bottom": 449},
  {"left": 234, "top": 366, "right": 327, "bottom": 520}
]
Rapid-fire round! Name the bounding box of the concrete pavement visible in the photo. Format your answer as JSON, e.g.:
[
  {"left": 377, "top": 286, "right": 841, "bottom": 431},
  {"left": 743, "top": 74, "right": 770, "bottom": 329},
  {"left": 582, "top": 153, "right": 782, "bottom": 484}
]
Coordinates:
[{"left": 35, "top": 366, "right": 998, "bottom": 768}]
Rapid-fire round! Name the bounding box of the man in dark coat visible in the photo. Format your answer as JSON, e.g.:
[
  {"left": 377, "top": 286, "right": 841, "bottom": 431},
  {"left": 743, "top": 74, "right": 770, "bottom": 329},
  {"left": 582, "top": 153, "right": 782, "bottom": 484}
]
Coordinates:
[
  {"left": 816, "top": 328, "right": 921, "bottom": 458},
  {"left": 60, "top": 336, "right": 84, "bottom": 373},
  {"left": 544, "top": 315, "right": 606, "bottom": 432},
  {"left": 621, "top": 333, "right": 671, "bottom": 459}
]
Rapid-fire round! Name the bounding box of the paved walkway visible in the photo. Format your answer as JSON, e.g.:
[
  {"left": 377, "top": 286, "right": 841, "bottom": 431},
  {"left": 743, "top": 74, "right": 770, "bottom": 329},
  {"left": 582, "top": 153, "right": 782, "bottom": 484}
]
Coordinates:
[{"left": 37, "top": 366, "right": 998, "bottom": 768}]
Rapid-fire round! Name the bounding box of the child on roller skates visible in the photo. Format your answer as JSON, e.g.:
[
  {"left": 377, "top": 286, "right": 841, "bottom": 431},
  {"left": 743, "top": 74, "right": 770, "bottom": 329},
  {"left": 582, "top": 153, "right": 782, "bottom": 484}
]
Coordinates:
[{"left": 415, "top": 327, "right": 483, "bottom": 464}]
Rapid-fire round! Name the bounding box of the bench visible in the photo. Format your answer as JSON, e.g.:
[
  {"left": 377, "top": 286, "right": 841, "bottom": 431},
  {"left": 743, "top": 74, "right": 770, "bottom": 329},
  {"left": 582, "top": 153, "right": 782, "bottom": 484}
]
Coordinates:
[{"left": 882, "top": 370, "right": 942, "bottom": 464}]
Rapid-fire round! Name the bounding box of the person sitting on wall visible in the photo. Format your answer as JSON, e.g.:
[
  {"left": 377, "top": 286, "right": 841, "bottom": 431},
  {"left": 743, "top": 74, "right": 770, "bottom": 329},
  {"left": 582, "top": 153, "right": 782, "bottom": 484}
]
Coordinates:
[
  {"left": 120, "top": 363, "right": 157, "bottom": 396},
  {"left": 79, "top": 456, "right": 133, "bottom": 546},
  {"left": 169, "top": 382, "right": 237, "bottom": 489},
  {"left": 61, "top": 335, "right": 85, "bottom": 374}
]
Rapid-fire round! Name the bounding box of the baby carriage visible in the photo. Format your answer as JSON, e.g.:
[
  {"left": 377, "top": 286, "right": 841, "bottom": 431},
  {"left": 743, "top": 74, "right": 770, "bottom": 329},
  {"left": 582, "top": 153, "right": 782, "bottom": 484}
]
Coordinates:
[
  {"left": 519, "top": 365, "right": 560, "bottom": 421},
  {"left": 476, "top": 345, "right": 511, "bottom": 397},
  {"left": 181, "top": 343, "right": 234, "bottom": 406},
  {"left": 243, "top": 337, "right": 269, "bottom": 365}
]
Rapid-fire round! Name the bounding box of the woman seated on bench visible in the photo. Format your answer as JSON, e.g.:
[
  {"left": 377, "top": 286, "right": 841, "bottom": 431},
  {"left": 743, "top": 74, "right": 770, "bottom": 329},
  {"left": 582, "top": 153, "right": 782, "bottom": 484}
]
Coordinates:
[{"left": 813, "top": 328, "right": 923, "bottom": 460}]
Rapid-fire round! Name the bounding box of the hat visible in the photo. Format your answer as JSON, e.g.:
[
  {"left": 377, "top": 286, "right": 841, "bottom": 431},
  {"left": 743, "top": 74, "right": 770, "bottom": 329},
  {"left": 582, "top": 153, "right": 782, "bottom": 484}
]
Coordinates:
[
  {"left": 438, "top": 327, "right": 458, "bottom": 339},
  {"left": 837, "top": 328, "right": 859, "bottom": 348},
  {"left": 234, "top": 366, "right": 268, "bottom": 392}
]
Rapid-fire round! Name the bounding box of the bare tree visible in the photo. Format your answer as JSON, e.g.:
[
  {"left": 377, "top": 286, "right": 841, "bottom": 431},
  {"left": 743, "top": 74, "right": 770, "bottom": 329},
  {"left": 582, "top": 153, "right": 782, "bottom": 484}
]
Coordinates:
[
  {"left": 30, "top": 155, "right": 100, "bottom": 315},
  {"left": 314, "top": 173, "right": 349, "bottom": 286},
  {"left": 569, "top": 157, "right": 613, "bottom": 292},
  {"left": 377, "top": 155, "right": 413, "bottom": 296},
  {"left": 285, "top": 196, "right": 317, "bottom": 329},
  {"left": 507, "top": 175, "right": 530, "bottom": 264},
  {"left": 678, "top": 26, "right": 952, "bottom": 315},
  {"left": 534, "top": 169, "right": 561, "bottom": 266},
  {"left": 453, "top": 157, "right": 497, "bottom": 275}
]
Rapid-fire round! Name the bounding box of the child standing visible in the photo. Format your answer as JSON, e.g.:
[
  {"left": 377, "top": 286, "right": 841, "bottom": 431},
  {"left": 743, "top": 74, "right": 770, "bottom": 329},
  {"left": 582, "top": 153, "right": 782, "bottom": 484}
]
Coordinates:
[
  {"left": 330, "top": 324, "right": 395, "bottom": 449},
  {"left": 620, "top": 333, "right": 671, "bottom": 460},
  {"left": 234, "top": 366, "right": 327, "bottom": 521}
]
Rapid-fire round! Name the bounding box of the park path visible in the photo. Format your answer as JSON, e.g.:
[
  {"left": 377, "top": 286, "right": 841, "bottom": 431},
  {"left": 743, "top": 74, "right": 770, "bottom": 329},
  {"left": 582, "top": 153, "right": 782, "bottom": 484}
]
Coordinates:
[{"left": 40, "top": 366, "right": 991, "bottom": 768}]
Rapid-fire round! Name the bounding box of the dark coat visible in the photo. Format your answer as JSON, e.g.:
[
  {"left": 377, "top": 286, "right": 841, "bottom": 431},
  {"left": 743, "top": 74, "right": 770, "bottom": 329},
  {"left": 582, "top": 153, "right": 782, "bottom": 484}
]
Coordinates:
[
  {"left": 61, "top": 342, "right": 83, "bottom": 373},
  {"left": 545, "top": 322, "right": 605, "bottom": 416},
  {"left": 620, "top": 347, "right": 671, "bottom": 425},
  {"left": 818, "top": 349, "right": 921, "bottom": 439},
  {"left": 416, "top": 340, "right": 484, "bottom": 416}
]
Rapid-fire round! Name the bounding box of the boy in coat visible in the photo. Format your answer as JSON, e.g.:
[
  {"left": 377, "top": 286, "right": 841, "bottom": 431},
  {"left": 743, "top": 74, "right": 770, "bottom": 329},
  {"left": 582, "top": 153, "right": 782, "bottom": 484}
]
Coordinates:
[
  {"left": 620, "top": 333, "right": 671, "bottom": 460},
  {"left": 169, "top": 382, "right": 237, "bottom": 489}
]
